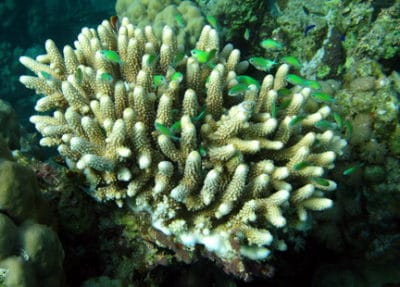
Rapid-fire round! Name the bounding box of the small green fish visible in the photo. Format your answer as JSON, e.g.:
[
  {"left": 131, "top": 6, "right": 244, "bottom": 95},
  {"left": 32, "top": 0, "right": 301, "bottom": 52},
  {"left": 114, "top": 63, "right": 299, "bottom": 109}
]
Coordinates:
[
  {"left": 191, "top": 49, "right": 216, "bottom": 64},
  {"left": 192, "top": 106, "right": 207, "bottom": 122},
  {"left": 236, "top": 75, "right": 260, "bottom": 89},
  {"left": 293, "top": 161, "right": 310, "bottom": 170},
  {"left": 99, "top": 50, "right": 122, "bottom": 64},
  {"left": 228, "top": 83, "right": 249, "bottom": 97},
  {"left": 332, "top": 112, "right": 344, "bottom": 130},
  {"left": 278, "top": 99, "right": 291, "bottom": 110},
  {"left": 199, "top": 146, "right": 207, "bottom": 157},
  {"left": 249, "top": 57, "right": 276, "bottom": 72},
  {"left": 344, "top": 120, "right": 353, "bottom": 139},
  {"left": 304, "top": 79, "right": 321, "bottom": 90},
  {"left": 75, "top": 67, "right": 83, "bottom": 83},
  {"left": 154, "top": 122, "right": 180, "bottom": 141},
  {"left": 175, "top": 13, "right": 186, "bottom": 28},
  {"left": 153, "top": 75, "right": 166, "bottom": 88},
  {"left": 311, "top": 92, "right": 336, "bottom": 103},
  {"left": 312, "top": 177, "right": 330, "bottom": 186},
  {"left": 289, "top": 115, "right": 306, "bottom": 126},
  {"left": 206, "top": 15, "right": 218, "bottom": 30},
  {"left": 172, "top": 51, "right": 185, "bottom": 67},
  {"left": 281, "top": 56, "right": 302, "bottom": 69},
  {"left": 171, "top": 109, "right": 180, "bottom": 117},
  {"left": 343, "top": 164, "right": 362, "bottom": 176},
  {"left": 99, "top": 72, "right": 113, "bottom": 84},
  {"left": 286, "top": 74, "right": 306, "bottom": 86},
  {"left": 314, "top": 120, "right": 337, "bottom": 130},
  {"left": 260, "top": 39, "right": 283, "bottom": 50},
  {"left": 171, "top": 71, "right": 183, "bottom": 82},
  {"left": 271, "top": 100, "right": 277, "bottom": 118},
  {"left": 244, "top": 28, "right": 250, "bottom": 40},
  {"left": 147, "top": 54, "right": 158, "bottom": 65},
  {"left": 170, "top": 120, "right": 181, "bottom": 133},
  {"left": 277, "top": 88, "right": 291, "bottom": 97},
  {"left": 39, "top": 71, "right": 54, "bottom": 80}
]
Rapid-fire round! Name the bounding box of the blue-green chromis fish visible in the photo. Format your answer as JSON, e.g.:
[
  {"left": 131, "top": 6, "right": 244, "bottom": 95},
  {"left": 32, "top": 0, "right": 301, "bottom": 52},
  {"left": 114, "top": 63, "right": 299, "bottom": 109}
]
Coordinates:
[
  {"left": 270, "top": 100, "right": 277, "bottom": 118},
  {"left": 154, "top": 122, "right": 180, "bottom": 141},
  {"left": 75, "top": 67, "right": 83, "bottom": 83},
  {"left": 314, "top": 120, "right": 337, "bottom": 130},
  {"left": 312, "top": 177, "right": 330, "bottom": 186},
  {"left": 175, "top": 13, "right": 186, "bottom": 28},
  {"left": 228, "top": 83, "right": 249, "bottom": 97},
  {"left": 199, "top": 146, "right": 207, "bottom": 157},
  {"left": 147, "top": 54, "right": 158, "bottom": 65},
  {"left": 171, "top": 71, "right": 183, "bottom": 82},
  {"left": 236, "top": 75, "right": 260, "bottom": 89},
  {"left": 286, "top": 74, "right": 306, "bottom": 86},
  {"left": 192, "top": 106, "right": 207, "bottom": 122},
  {"left": 278, "top": 99, "right": 291, "bottom": 110},
  {"left": 249, "top": 57, "right": 276, "bottom": 72},
  {"left": 260, "top": 39, "right": 283, "bottom": 50},
  {"left": 99, "top": 72, "right": 113, "bottom": 84},
  {"left": 343, "top": 164, "right": 362, "bottom": 176},
  {"left": 344, "top": 120, "right": 353, "bottom": 139},
  {"left": 153, "top": 75, "right": 166, "bottom": 87},
  {"left": 191, "top": 49, "right": 216, "bottom": 64},
  {"left": 333, "top": 112, "right": 344, "bottom": 130},
  {"left": 277, "top": 88, "right": 291, "bottom": 97},
  {"left": 39, "top": 71, "right": 54, "bottom": 80},
  {"left": 170, "top": 120, "right": 181, "bottom": 133},
  {"left": 304, "top": 79, "right": 321, "bottom": 90},
  {"left": 206, "top": 15, "right": 218, "bottom": 30},
  {"left": 99, "top": 50, "right": 122, "bottom": 64},
  {"left": 293, "top": 161, "right": 310, "bottom": 170},
  {"left": 281, "top": 56, "right": 302, "bottom": 69},
  {"left": 289, "top": 115, "right": 306, "bottom": 126},
  {"left": 244, "top": 28, "right": 250, "bottom": 40},
  {"left": 311, "top": 92, "right": 336, "bottom": 103},
  {"left": 172, "top": 51, "right": 185, "bottom": 67}
]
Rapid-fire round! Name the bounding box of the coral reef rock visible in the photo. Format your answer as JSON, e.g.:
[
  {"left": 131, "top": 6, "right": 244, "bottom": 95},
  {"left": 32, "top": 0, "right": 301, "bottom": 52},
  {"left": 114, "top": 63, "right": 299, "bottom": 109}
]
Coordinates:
[{"left": 0, "top": 139, "right": 64, "bottom": 287}]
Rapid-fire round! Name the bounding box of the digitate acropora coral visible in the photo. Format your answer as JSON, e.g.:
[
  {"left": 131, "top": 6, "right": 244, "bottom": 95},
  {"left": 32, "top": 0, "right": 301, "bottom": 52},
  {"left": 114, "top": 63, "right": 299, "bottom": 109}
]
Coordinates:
[{"left": 19, "top": 18, "right": 346, "bottom": 279}]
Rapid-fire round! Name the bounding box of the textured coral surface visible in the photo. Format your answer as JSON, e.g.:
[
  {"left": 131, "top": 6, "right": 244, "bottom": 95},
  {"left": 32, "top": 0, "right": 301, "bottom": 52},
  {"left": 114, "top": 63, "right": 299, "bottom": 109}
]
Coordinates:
[{"left": 19, "top": 17, "right": 347, "bottom": 279}]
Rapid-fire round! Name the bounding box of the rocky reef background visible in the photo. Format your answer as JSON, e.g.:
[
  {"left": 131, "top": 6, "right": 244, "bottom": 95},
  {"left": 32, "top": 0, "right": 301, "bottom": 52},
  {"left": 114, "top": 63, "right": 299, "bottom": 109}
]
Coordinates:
[{"left": 0, "top": 0, "right": 399, "bottom": 286}]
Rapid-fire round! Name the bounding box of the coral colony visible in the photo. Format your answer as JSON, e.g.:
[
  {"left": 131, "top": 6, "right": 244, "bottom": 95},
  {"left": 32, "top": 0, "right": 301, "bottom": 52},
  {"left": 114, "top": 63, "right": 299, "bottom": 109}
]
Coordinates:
[{"left": 19, "top": 18, "right": 346, "bottom": 279}]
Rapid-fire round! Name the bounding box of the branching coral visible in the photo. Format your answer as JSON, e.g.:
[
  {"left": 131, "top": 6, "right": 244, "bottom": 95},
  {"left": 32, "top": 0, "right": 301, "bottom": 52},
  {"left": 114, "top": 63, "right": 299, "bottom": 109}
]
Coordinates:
[{"left": 19, "top": 18, "right": 346, "bottom": 279}]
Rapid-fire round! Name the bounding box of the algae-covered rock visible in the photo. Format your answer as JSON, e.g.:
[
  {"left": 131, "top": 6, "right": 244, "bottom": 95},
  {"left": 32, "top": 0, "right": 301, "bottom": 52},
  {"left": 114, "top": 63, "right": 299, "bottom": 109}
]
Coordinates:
[
  {"left": 19, "top": 223, "right": 64, "bottom": 279},
  {"left": 197, "top": 0, "right": 267, "bottom": 41},
  {"left": 0, "top": 160, "right": 41, "bottom": 223},
  {"left": 0, "top": 142, "right": 65, "bottom": 286},
  {"left": 0, "top": 256, "right": 37, "bottom": 287},
  {"left": 0, "top": 138, "right": 13, "bottom": 161},
  {"left": 0, "top": 214, "right": 18, "bottom": 261},
  {"left": 0, "top": 99, "right": 20, "bottom": 150},
  {"left": 0, "top": 221, "right": 65, "bottom": 287}
]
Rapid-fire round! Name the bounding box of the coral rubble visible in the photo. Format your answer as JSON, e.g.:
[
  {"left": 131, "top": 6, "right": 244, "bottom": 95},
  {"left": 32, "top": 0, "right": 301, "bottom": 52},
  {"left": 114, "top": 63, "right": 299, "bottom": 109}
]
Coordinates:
[{"left": 19, "top": 18, "right": 346, "bottom": 279}]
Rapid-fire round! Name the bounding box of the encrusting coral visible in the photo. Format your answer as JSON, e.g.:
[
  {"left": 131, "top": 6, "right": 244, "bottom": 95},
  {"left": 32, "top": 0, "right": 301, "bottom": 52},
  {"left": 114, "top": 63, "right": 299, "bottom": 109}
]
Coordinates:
[
  {"left": 19, "top": 17, "right": 346, "bottom": 279},
  {"left": 115, "top": 0, "right": 205, "bottom": 47}
]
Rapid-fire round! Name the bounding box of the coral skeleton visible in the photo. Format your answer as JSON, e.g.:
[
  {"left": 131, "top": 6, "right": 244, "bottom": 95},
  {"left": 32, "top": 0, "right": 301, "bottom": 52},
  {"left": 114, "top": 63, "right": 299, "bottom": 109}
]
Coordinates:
[{"left": 20, "top": 18, "right": 346, "bottom": 279}]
